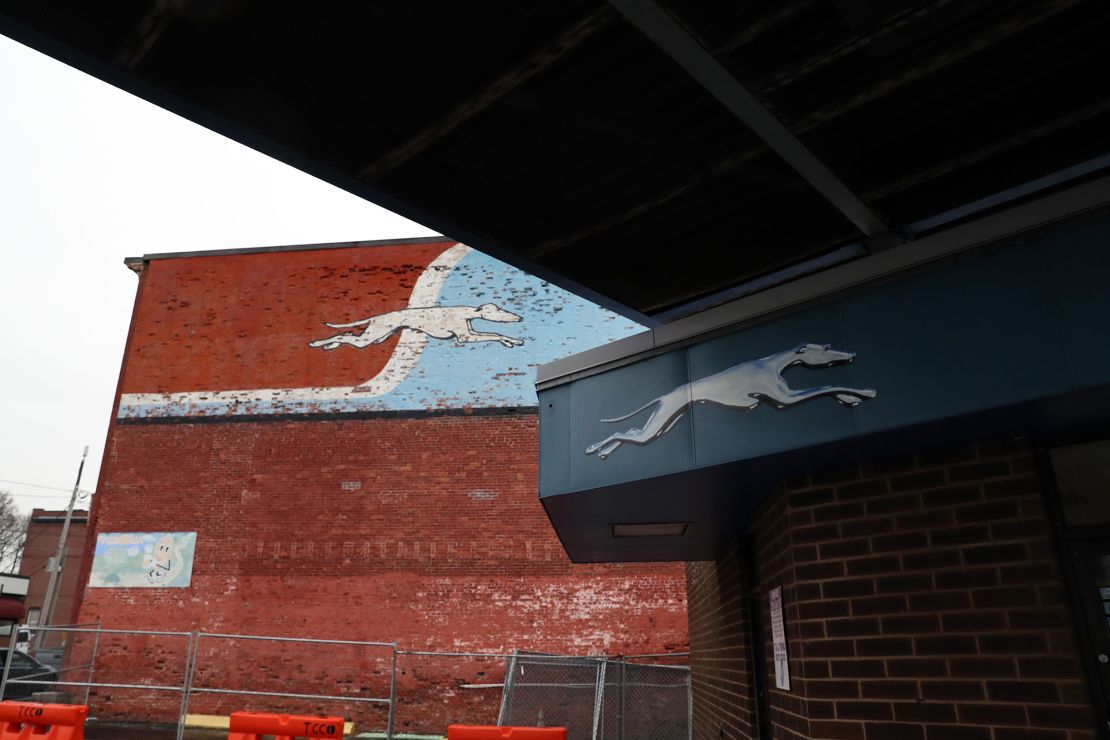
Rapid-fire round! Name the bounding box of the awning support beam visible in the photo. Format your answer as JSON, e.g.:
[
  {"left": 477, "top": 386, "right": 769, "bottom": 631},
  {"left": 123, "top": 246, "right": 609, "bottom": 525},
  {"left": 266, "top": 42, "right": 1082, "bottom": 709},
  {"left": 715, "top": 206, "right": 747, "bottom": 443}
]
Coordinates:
[
  {"left": 358, "top": 7, "right": 613, "bottom": 182},
  {"left": 609, "top": 0, "right": 890, "bottom": 241}
]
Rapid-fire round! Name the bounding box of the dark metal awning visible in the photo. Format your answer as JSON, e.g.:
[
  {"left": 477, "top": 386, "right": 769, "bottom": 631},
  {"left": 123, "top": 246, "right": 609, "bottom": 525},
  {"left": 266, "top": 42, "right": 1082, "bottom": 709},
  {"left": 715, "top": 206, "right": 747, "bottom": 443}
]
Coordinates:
[
  {"left": 537, "top": 203, "right": 1110, "bottom": 561},
  {"left": 2, "top": 0, "right": 1108, "bottom": 322}
]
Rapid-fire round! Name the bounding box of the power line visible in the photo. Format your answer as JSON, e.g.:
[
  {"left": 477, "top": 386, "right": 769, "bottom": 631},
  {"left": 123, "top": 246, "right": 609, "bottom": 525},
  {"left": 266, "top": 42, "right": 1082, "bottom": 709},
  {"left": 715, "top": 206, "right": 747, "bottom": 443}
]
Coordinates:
[
  {"left": 0, "top": 477, "right": 79, "bottom": 493},
  {"left": 3, "top": 492, "right": 70, "bottom": 500},
  {"left": 0, "top": 478, "right": 94, "bottom": 497},
  {"left": 0, "top": 491, "right": 76, "bottom": 500}
]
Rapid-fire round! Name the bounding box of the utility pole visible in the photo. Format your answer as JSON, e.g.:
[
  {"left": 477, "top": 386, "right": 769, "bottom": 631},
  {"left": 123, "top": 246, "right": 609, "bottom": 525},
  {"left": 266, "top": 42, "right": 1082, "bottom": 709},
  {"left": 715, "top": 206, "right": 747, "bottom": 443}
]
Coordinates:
[{"left": 35, "top": 446, "right": 88, "bottom": 650}]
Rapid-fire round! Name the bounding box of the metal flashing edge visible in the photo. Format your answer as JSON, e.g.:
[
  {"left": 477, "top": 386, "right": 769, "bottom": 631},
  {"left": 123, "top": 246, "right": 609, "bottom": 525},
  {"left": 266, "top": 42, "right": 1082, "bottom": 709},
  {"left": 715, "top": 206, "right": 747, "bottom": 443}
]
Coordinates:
[{"left": 124, "top": 234, "right": 454, "bottom": 266}]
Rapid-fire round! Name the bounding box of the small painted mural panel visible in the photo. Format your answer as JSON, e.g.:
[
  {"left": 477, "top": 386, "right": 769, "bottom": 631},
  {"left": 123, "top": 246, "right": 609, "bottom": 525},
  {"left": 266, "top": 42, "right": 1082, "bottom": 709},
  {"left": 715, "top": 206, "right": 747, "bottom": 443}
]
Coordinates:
[
  {"left": 117, "top": 242, "right": 642, "bottom": 417},
  {"left": 88, "top": 532, "right": 197, "bottom": 588}
]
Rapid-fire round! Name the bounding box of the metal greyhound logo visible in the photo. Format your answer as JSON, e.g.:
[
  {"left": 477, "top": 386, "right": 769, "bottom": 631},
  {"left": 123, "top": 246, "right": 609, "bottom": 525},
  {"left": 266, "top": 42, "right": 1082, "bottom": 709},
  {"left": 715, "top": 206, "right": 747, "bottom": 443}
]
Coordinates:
[{"left": 586, "top": 343, "right": 877, "bottom": 460}]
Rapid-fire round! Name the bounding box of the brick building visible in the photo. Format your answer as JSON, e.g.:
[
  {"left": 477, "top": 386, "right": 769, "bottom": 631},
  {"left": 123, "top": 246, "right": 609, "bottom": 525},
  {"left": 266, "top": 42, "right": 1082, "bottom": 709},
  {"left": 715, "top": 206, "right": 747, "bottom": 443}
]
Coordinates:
[
  {"left": 8, "top": 3, "right": 1110, "bottom": 738},
  {"left": 74, "top": 238, "right": 687, "bottom": 732},
  {"left": 537, "top": 209, "right": 1110, "bottom": 740},
  {"left": 685, "top": 442, "right": 1095, "bottom": 740},
  {"left": 18, "top": 509, "right": 88, "bottom": 629}
]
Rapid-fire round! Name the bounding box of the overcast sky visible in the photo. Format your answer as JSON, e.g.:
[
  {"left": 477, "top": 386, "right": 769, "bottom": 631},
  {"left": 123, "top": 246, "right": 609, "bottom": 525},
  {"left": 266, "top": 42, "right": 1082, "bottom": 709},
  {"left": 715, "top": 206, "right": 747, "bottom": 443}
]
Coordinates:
[{"left": 0, "top": 36, "right": 437, "bottom": 517}]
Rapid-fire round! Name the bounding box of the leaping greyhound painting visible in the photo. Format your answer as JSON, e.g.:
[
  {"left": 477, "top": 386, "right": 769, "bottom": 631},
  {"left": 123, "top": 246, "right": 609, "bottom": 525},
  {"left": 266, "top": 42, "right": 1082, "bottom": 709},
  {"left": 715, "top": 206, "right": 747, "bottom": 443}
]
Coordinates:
[
  {"left": 309, "top": 303, "right": 525, "bottom": 350},
  {"left": 586, "top": 343, "right": 877, "bottom": 460}
]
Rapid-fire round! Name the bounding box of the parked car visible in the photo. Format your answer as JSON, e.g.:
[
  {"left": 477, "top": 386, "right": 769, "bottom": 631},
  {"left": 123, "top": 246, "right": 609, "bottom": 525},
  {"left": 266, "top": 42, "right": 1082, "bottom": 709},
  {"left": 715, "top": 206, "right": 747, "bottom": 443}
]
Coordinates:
[
  {"left": 32, "top": 647, "right": 64, "bottom": 672},
  {"left": 0, "top": 649, "right": 56, "bottom": 700}
]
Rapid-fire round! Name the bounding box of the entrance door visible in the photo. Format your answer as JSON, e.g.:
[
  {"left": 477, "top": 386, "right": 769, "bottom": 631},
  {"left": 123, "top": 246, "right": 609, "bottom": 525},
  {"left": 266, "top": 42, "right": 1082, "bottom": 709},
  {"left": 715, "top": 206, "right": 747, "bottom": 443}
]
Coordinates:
[
  {"left": 1070, "top": 541, "right": 1110, "bottom": 732},
  {"left": 1049, "top": 438, "right": 1110, "bottom": 736}
]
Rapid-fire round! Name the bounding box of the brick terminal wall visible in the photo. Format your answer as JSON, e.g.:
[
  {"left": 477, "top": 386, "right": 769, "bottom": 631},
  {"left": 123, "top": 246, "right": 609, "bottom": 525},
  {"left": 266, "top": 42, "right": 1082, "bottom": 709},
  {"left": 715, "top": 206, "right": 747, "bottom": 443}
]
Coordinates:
[
  {"left": 71, "top": 242, "right": 687, "bottom": 732},
  {"left": 76, "top": 413, "right": 687, "bottom": 732},
  {"left": 687, "top": 439, "right": 1096, "bottom": 740}
]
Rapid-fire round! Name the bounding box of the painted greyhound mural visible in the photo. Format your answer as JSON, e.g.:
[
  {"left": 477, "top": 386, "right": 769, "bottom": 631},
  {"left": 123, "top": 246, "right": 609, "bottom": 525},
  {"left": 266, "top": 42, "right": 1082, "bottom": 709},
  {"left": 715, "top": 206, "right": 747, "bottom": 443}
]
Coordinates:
[
  {"left": 586, "top": 343, "right": 877, "bottom": 459},
  {"left": 115, "top": 242, "right": 644, "bottom": 418},
  {"left": 309, "top": 303, "right": 525, "bottom": 350}
]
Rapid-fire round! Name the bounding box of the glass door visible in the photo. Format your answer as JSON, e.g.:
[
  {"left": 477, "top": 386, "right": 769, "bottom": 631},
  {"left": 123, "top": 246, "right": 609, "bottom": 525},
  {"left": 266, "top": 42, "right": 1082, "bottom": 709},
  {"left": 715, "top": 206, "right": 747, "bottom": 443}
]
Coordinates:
[
  {"left": 1050, "top": 438, "right": 1110, "bottom": 736},
  {"left": 1071, "top": 541, "right": 1110, "bottom": 731}
]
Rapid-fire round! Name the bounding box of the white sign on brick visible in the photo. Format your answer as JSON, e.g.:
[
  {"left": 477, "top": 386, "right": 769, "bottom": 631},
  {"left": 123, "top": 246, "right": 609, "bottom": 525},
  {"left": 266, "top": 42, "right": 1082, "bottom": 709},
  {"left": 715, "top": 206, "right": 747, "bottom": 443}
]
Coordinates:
[{"left": 770, "top": 586, "right": 791, "bottom": 691}]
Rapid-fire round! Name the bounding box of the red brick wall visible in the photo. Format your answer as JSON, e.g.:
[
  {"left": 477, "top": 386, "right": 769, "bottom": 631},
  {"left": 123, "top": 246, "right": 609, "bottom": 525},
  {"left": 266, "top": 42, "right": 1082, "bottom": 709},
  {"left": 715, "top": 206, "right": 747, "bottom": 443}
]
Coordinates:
[
  {"left": 687, "top": 537, "right": 756, "bottom": 739},
  {"left": 19, "top": 510, "right": 88, "bottom": 627},
  {"left": 688, "top": 439, "right": 1096, "bottom": 740},
  {"left": 76, "top": 413, "right": 687, "bottom": 732},
  {"left": 116, "top": 243, "right": 456, "bottom": 395}
]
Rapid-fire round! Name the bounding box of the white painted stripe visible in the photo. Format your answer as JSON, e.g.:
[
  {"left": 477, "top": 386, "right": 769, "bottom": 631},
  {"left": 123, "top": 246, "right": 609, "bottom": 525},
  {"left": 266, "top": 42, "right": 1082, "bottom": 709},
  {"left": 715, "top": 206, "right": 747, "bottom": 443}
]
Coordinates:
[
  {"left": 118, "top": 244, "right": 472, "bottom": 415},
  {"left": 356, "top": 242, "right": 470, "bottom": 391}
]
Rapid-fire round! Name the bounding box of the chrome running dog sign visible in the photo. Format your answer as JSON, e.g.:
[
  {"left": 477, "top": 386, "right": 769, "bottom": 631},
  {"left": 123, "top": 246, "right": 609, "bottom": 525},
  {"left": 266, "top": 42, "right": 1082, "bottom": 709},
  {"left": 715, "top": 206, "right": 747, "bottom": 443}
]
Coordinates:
[{"left": 586, "top": 343, "right": 877, "bottom": 459}]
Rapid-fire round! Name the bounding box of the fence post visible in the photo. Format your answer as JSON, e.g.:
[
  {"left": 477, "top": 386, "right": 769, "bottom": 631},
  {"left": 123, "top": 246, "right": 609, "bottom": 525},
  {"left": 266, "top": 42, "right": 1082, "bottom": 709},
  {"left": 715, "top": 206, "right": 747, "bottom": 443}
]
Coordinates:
[
  {"left": 0, "top": 622, "right": 19, "bottom": 700},
  {"left": 497, "top": 651, "right": 518, "bottom": 726},
  {"left": 686, "top": 669, "right": 693, "bottom": 740},
  {"left": 174, "top": 630, "right": 192, "bottom": 740},
  {"left": 619, "top": 658, "right": 626, "bottom": 740},
  {"left": 386, "top": 643, "right": 398, "bottom": 740},
  {"left": 591, "top": 660, "right": 606, "bottom": 740},
  {"left": 85, "top": 619, "right": 102, "bottom": 706},
  {"left": 175, "top": 630, "right": 200, "bottom": 740}
]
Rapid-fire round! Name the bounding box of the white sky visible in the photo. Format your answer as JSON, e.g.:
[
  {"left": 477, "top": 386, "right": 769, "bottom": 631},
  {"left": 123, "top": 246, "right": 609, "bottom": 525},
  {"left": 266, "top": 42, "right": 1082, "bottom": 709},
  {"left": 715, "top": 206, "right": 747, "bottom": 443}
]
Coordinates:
[{"left": 0, "top": 36, "right": 437, "bottom": 517}]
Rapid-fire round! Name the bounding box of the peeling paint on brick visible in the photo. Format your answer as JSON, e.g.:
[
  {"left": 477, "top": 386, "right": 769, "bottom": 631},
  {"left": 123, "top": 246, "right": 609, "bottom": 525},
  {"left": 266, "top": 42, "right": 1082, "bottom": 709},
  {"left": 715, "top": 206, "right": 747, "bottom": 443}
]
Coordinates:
[
  {"left": 467, "top": 489, "right": 498, "bottom": 501},
  {"left": 76, "top": 242, "right": 687, "bottom": 733},
  {"left": 115, "top": 243, "right": 643, "bottom": 418}
]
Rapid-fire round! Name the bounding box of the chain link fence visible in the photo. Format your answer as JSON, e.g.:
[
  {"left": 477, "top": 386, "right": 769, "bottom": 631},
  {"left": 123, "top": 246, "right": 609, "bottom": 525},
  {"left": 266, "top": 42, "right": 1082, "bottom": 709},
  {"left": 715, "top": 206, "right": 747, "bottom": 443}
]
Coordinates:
[
  {"left": 498, "top": 651, "right": 691, "bottom": 740},
  {"left": 1, "top": 627, "right": 689, "bottom": 739},
  {"left": 2, "top": 624, "right": 196, "bottom": 735},
  {"left": 601, "top": 659, "right": 692, "bottom": 740},
  {"left": 185, "top": 632, "right": 397, "bottom": 736},
  {"left": 392, "top": 650, "right": 509, "bottom": 735},
  {"left": 1, "top": 621, "right": 101, "bottom": 705}
]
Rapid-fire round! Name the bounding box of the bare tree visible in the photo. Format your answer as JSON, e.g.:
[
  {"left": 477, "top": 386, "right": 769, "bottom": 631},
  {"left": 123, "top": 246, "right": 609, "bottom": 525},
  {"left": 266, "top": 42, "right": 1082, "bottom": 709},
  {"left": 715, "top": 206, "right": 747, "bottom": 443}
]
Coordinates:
[{"left": 0, "top": 492, "right": 28, "bottom": 573}]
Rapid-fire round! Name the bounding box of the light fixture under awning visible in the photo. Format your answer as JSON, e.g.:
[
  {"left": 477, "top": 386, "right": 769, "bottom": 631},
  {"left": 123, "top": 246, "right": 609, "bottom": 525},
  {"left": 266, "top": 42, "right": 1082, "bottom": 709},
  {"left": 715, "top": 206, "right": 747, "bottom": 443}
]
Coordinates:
[{"left": 611, "top": 523, "right": 689, "bottom": 538}]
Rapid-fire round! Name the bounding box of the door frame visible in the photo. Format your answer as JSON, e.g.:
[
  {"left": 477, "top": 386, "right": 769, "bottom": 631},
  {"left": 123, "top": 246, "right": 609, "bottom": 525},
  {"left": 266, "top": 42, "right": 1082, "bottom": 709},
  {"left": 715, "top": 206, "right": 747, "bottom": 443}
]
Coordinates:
[{"left": 1037, "top": 440, "right": 1110, "bottom": 737}]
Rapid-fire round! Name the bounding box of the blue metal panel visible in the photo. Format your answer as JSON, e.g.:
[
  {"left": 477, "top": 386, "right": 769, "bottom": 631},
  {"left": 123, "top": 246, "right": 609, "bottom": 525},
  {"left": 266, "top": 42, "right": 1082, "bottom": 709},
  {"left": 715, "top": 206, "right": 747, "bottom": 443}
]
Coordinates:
[
  {"left": 565, "top": 350, "right": 695, "bottom": 493},
  {"left": 1049, "top": 218, "right": 1110, "bottom": 388},
  {"left": 538, "top": 211, "right": 1110, "bottom": 561},
  {"left": 687, "top": 304, "right": 857, "bottom": 467},
  {"left": 538, "top": 384, "right": 573, "bottom": 499},
  {"left": 843, "top": 238, "right": 1070, "bottom": 434}
]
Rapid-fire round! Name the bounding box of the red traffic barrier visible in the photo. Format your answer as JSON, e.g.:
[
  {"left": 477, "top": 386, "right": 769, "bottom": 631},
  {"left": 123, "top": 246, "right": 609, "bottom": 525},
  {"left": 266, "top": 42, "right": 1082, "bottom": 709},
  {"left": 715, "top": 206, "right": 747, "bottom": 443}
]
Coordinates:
[
  {"left": 447, "top": 727, "right": 567, "bottom": 739},
  {"left": 228, "top": 711, "right": 345, "bottom": 740},
  {"left": 0, "top": 702, "right": 88, "bottom": 740}
]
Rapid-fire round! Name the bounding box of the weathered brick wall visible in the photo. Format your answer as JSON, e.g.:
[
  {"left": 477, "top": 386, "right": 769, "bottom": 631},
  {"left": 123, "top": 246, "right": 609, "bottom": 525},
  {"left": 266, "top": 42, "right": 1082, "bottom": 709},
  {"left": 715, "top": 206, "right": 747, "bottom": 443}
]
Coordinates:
[
  {"left": 20, "top": 510, "right": 88, "bottom": 629},
  {"left": 75, "top": 414, "right": 688, "bottom": 732},
  {"left": 688, "top": 439, "right": 1096, "bottom": 740},
  {"left": 688, "top": 538, "right": 756, "bottom": 739}
]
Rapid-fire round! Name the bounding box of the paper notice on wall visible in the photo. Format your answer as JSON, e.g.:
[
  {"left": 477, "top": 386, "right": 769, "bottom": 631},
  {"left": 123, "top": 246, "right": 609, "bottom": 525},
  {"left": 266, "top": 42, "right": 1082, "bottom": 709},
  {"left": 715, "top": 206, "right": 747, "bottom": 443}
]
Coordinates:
[{"left": 769, "top": 586, "right": 790, "bottom": 690}]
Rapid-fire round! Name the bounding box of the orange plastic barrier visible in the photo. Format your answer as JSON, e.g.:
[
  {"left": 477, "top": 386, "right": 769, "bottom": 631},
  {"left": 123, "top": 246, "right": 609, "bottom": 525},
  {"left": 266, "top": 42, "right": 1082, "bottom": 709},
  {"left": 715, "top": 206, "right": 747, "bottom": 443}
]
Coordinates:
[
  {"left": 447, "top": 727, "right": 567, "bottom": 740},
  {"left": 0, "top": 702, "right": 88, "bottom": 740},
  {"left": 228, "top": 711, "right": 345, "bottom": 740}
]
